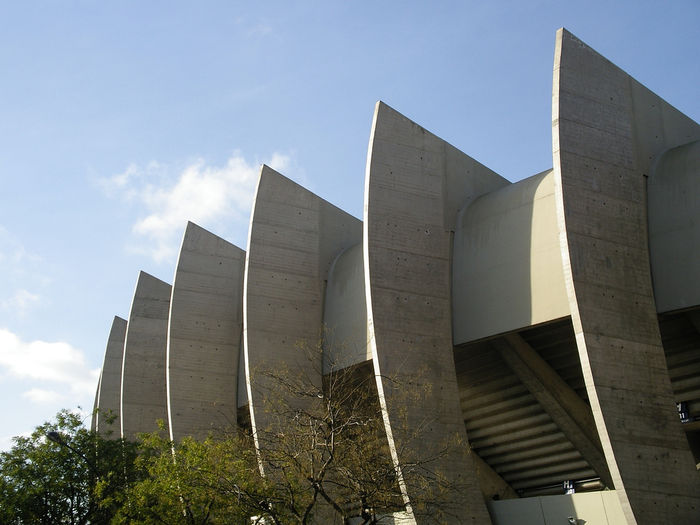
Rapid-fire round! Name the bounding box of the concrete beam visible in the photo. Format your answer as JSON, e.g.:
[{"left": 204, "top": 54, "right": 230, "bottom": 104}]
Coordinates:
[
  {"left": 121, "top": 271, "right": 172, "bottom": 439},
  {"left": 552, "top": 28, "right": 700, "bottom": 524},
  {"left": 244, "top": 165, "right": 362, "bottom": 459},
  {"left": 470, "top": 449, "right": 519, "bottom": 502},
  {"left": 95, "top": 316, "right": 127, "bottom": 436},
  {"left": 492, "top": 333, "right": 613, "bottom": 489},
  {"left": 364, "top": 101, "right": 508, "bottom": 523},
  {"left": 167, "top": 222, "right": 245, "bottom": 441}
]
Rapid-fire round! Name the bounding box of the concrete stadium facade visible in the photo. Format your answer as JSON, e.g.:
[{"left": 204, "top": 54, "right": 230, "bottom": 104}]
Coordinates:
[{"left": 92, "top": 29, "right": 700, "bottom": 525}]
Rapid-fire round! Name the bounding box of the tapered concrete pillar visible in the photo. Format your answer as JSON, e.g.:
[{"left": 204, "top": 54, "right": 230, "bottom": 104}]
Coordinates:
[
  {"left": 244, "top": 166, "right": 362, "bottom": 456},
  {"left": 94, "top": 316, "right": 127, "bottom": 436},
  {"left": 91, "top": 377, "right": 99, "bottom": 432},
  {"left": 167, "top": 222, "right": 245, "bottom": 441},
  {"left": 364, "top": 101, "right": 508, "bottom": 523},
  {"left": 121, "top": 271, "right": 172, "bottom": 439},
  {"left": 552, "top": 28, "right": 700, "bottom": 524}
]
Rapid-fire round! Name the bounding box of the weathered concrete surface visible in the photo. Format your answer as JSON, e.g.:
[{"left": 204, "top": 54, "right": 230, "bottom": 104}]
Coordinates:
[
  {"left": 322, "top": 242, "right": 369, "bottom": 372},
  {"left": 91, "top": 376, "right": 100, "bottom": 432},
  {"left": 243, "top": 165, "right": 362, "bottom": 454},
  {"left": 453, "top": 169, "right": 569, "bottom": 344},
  {"left": 95, "top": 316, "right": 127, "bottom": 436},
  {"left": 364, "top": 101, "right": 508, "bottom": 523},
  {"left": 648, "top": 140, "right": 700, "bottom": 313},
  {"left": 552, "top": 28, "right": 700, "bottom": 524},
  {"left": 167, "top": 222, "right": 245, "bottom": 441},
  {"left": 121, "top": 271, "right": 172, "bottom": 439}
]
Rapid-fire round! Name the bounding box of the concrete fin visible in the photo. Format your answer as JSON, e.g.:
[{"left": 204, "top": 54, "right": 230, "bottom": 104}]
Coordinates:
[
  {"left": 120, "top": 271, "right": 172, "bottom": 439},
  {"left": 243, "top": 165, "right": 362, "bottom": 462},
  {"left": 167, "top": 221, "right": 245, "bottom": 441},
  {"left": 364, "top": 100, "right": 505, "bottom": 523},
  {"left": 552, "top": 27, "right": 700, "bottom": 524},
  {"left": 94, "top": 316, "right": 127, "bottom": 436}
]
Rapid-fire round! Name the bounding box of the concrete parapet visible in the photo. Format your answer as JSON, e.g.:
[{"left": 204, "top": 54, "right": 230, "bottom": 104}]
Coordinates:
[
  {"left": 167, "top": 221, "right": 245, "bottom": 441},
  {"left": 552, "top": 28, "right": 700, "bottom": 524},
  {"left": 453, "top": 169, "right": 569, "bottom": 344},
  {"left": 648, "top": 140, "right": 700, "bottom": 313},
  {"left": 120, "top": 271, "right": 172, "bottom": 439},
  {"left": 95, "top": 316, "right": 127, "bottom": 436},
  {"left": 364, "top": 101, "right": 507, "bottom": 523},
  {"left": 322, "top": 242, "right": 369, "bottom": 372}
]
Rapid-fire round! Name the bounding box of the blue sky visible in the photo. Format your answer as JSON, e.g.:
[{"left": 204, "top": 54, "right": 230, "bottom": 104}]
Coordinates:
[{"left": 1, "top": 1, "right": 698, "bottom": 449}]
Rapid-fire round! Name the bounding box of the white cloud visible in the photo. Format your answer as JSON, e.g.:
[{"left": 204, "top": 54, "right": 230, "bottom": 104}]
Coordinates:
[
  {"left": 0, "top": 228, "right": 50, "bottom": 319},
  {"left": 0, "top": 329, "right": 99, "bottom": 401},
  {"left": 1, "top": 289, "right": 41, "bottom": 315},
  {"left": 22, "top": 388, "right": 63, "bottom": 404},
  {"left": 101, "top": 153, "right": 291, "bottom": 262}
]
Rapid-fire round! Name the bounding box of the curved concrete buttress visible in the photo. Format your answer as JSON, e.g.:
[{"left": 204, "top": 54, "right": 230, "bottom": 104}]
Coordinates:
[
  {"left": 648, "top": 140, "right": 700, "bottom": 313},
  {"left": 322, "top": 243, "right": 369, "bottom": 373},
  {"left": 121, "top": 271, "right": 172, "bottom": 439},
  {"left": 167, "top": 222, "right": 245, "bottom": 442},
  {"left": 91, "top": 377, "right": 99, "bottom": 432},
  {"left": 95, "top": 316, "right": 127, "bottom": 436},
  {"left": 453, "top": 169, "right": 569, "bottom": 344},
  {"left": 237, "top": 344, "right": 247, "bottom": 408},
  {"left": 552, "top": 28, "right": 700, "bottom": 524},
  {"left": 243, "top": 165, "right": 362, "bottom": 455},
  {"left": 364, "top": 101, "right": 508, "bottom": 524}
]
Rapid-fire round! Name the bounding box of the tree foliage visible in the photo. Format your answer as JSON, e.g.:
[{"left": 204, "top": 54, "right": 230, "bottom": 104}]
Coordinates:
[
  {"left": 1, "top": 346, "right": 465, "bottom": 524},
  {"left": 0, "top": 409, "right": 139, "bottom": 525}
]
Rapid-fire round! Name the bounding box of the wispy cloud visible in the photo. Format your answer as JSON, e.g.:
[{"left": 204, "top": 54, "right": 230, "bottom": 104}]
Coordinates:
[
  {"left": 101, "top": 152, "right": 291, "bottom": 262},
  {"left": 22, "top": 388, "right": 63, "bottom": 404},
  {"left": 1, "top": 289, "right": 41, "bottom": 315},
  {"left": 0, "top": 227, "right": 48, "bottom": 317},
  {"left": 0, "top": 329, "right": 99, "bottom": 401},
  {"left": 247, "top": 23, "right": 273, "bottom": 38}
]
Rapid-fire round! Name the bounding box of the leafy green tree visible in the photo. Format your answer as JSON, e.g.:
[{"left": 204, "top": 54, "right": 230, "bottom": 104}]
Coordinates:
[
  {"left": 0, "top": 409, "right": 139, "bottom": 525},
  {"left": 110, "top": 423, "right": 265, "bottom": 525},
  {"left": 118, "top": 343, "right": 463, "bottom": 525}
]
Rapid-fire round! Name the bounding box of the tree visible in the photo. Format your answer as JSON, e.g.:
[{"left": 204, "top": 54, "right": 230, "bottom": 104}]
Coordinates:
[
  {"left": 119, "top": 341, "right": 466, "bottom": 525},
  {"left": 0, "top": 409, "right": 140, "bottom": 525},
  {"left": 248, "top": 345, "right": 461, "bottom": 524},
  {"left": 110, "top": 424, "right": 264, "bottom": 525}
]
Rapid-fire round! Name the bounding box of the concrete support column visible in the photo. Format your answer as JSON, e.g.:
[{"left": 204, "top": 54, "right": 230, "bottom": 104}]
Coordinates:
[
  {"left": 243, "top": 165, "right": 362, "bottom": 459},
  {"left": 121, "top": 271, "right": 172, "bottom": 439},
  {"left": 167, "top": 222, "right": 245, "bottom": 441},
  {"left": 364, "top": 101, "right": 507, "bottom": 523},
  {"left": 94, "top": 316, "right": 127, "bottom": 436},
  {"left": 552, "top": 28, "right": 700, "bottom": 524}
]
